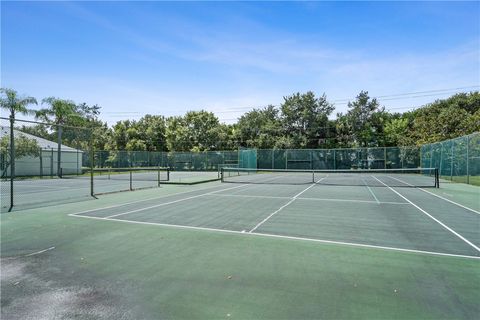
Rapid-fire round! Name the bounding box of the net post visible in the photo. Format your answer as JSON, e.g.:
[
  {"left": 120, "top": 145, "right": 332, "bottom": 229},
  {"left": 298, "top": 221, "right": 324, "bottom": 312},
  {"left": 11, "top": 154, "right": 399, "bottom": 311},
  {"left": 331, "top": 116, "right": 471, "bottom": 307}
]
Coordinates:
[
  {"left": 129, "top": 169, "right": 133, "bottom": 191},
  {"left": 220, "top": 167, "right": 224, "bottom": 182},
  {"left": 157, "top": 167, "right": 160, "bottom": 187},
  {"left": 435, "top": 168, "right": 439, "bottom": 188},
  {"left": 312, "top": 170, "right": 315, "bottom": 183}
]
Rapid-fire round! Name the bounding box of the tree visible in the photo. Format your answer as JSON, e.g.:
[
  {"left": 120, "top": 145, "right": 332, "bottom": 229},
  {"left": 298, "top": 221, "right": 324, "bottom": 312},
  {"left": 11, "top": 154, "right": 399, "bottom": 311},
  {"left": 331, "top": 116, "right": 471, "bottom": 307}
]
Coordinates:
[
  {"left": 68, "top": 102, "right": 106, "bottom": 151},
  {"left": 0, "top": 88, "right": 37, "bottom": 118},
  {"left": 17, "top": 124, "right": 52, "bottom": 141},
  {"left": 35, "top": 97, "right": 83, "bottom": 176},
  {"left": 0, "top": 88, "right": 38, "bottom": 199},
  {"left": 213, "top": 123, "right": 237, "bottom": 151},
  {"left": 384, "top": 115, "right": 412, "bottom": 146},
  {"left": 136, "top": 115, "right": 167, "bottom": 151},
  {"left": 280, "top": 92, "right": 334, "bottom": 148},
  {"left": 335, "top": 91, "right": 389, "bottom": 147},
  {"left": 236, "top": 105, "right": 282, "bottom": 148},
  {"left": 166, "top": 111, "right": 222, "bottom": 152},
  {"left": 410, "top": 92, "right": 480, "bottom": 145}
]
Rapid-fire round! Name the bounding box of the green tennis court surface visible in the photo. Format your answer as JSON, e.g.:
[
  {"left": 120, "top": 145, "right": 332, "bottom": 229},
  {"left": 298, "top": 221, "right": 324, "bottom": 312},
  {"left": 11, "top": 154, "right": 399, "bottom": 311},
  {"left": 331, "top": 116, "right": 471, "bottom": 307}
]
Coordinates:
[{"left": 2, "top": 176, "right": 479, "bottom": 319}]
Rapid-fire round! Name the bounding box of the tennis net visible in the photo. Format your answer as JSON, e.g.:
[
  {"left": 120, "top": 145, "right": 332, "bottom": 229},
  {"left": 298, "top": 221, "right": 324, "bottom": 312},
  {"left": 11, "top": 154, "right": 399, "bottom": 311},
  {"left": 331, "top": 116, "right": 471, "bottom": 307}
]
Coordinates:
[
  {"left": 94, "top": 167, "right": 169, "bottom": 181},
  {"left": 63, "top": 167, "right": 170, "bottom": 182},
  {"left": 220, "top": 167, "right": 439, "bottom": 188}
]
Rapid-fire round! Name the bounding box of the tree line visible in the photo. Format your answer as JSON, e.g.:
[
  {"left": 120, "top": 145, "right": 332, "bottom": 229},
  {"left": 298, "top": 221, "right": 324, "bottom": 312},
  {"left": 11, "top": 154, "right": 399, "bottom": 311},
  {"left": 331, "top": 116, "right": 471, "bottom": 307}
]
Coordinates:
[{"left": 1, "top": 88, "right": 479, "bottom": 154}]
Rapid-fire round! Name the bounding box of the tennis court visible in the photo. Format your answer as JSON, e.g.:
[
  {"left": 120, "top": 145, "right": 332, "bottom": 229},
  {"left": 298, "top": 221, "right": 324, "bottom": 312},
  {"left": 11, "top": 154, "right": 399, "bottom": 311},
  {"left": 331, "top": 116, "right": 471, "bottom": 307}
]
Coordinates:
[
  {"left": 2, "top": 168, "right": 479, "bottom": 319},
  {"left": 70, "top": 169, "right": 479, "bottom": 258}
]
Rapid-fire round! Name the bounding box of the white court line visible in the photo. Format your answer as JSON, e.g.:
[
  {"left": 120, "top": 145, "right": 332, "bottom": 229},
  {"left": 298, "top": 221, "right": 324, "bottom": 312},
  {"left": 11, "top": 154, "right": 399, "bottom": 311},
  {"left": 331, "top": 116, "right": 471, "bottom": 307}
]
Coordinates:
[
  {"left": 248, "top": 177, "right": 327, "bottom": 233},
  {"left": 68, "top": 213, "right": 480, "bottom": 260},
  {"left": 104, "top": 184, "right": 249, "bottom": 219},
  {"left": 70, "top": 182, "right": 228, "bottom": 216},
  {"left": 387, "top": 175, "right": 480, "bottom": 215},
  {"left": 207, "top": 193, "right": 408, "bottom": 205},
  {"left": 364, "top": 177, "right": 380, "bottom": 204},
  {"left": 25, "top": 246, "right": 56, "bottom": 257},
  {"left": 373, "top": 176, "right": 480, "bottom": 253}
]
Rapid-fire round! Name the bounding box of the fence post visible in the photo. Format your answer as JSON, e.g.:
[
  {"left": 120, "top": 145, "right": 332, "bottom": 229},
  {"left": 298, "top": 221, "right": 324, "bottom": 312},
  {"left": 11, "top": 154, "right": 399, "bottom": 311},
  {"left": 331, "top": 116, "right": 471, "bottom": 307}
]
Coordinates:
[
  {"left": 333, "top": 149, "right": 336, "bottom": 170},
  {"left": 310, "top": 149, "right": 313, "bottom": 170},
  {"left": 439, "top": 144, "right": 443, "bottom": 177},
  {"left": 271, "top": 149, "right": 274, "bottom": 169},
  {"left": 57, "top": 125, "right": 62, "bottom": 177},
  {"left": 40, "top": 148, "right": 43, "bottom": 178},
  {"left": 90, "top": 140, "right": 94, "bottom": 197},
  {"left": 450, "top": 141, "right": 454, "bottom": 181},
  {"left": 466, "top": 135, "right": 470, "bottom": 184},
  {"left": 284, "top": 150, "right": 286, "bottom": 169},
  {"left": 384, "top": 147, "right": 387, "bottom": 169},
  {"left": 429, "top": 145, "right": 433, "bottom": 169},
  {"left": 8, "top": 114, "right": 14, "bottom": 212},
  {"left": 50, "top": 148, "right": 54, "bottom": 178}
]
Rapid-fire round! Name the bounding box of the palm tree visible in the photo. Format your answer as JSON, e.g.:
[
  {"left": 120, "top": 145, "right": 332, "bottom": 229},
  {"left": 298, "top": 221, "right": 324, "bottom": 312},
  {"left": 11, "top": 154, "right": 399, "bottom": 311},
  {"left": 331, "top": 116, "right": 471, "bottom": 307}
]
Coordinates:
[
  {"left": 0, "top": 88, "right": 38, "bottom": 211},
  {"left": 35, "top": 97, "right": 80, "bottom": 176}
]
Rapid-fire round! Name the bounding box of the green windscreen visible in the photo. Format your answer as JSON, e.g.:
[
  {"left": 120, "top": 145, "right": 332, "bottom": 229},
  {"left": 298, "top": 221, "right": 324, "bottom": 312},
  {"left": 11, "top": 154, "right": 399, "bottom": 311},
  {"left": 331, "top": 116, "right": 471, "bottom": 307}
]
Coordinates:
[{"left": 238, "top": 148, "right": 257, "bottom": 169}]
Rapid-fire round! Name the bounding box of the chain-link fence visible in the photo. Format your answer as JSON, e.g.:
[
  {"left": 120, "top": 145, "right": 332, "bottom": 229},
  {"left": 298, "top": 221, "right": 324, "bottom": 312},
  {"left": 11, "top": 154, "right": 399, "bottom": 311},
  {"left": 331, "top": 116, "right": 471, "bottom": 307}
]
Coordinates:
[
  {"left": 91, "top": 150, "right": 240, "bottom": 171},
  {"left": 5, "top": 116, "right": 475, "bottom": 211},
  {"left": 421, "top": 132, "right": 479, "bottom": 185},
  {"left": 1, "top": 117, "right": 94, "bottom": 211}
]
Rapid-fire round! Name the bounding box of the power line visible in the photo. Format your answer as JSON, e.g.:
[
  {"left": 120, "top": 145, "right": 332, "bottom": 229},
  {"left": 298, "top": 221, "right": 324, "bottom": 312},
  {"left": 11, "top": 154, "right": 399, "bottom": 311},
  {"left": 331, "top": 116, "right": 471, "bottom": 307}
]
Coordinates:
[{"left": 101, "top": 85, "right": 478, "bottom": 120}]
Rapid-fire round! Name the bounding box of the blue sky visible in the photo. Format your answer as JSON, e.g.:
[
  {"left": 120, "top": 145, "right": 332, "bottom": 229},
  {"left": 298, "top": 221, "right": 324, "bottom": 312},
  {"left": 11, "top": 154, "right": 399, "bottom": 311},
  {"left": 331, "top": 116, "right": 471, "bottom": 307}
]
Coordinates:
[{"left": 2, "top": 1, "right": 479, "bottom": 125}]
